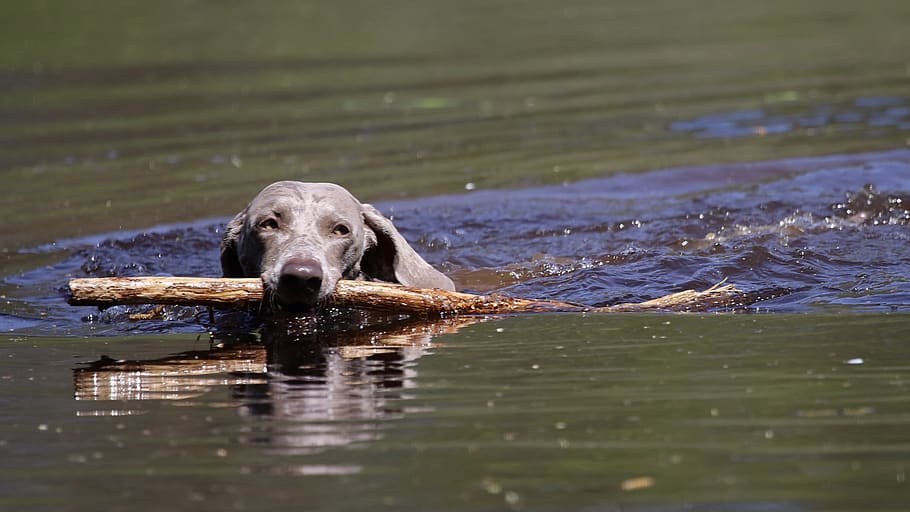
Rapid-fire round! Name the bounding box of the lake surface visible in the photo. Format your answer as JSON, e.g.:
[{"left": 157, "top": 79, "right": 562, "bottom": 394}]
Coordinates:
[
  {"left": 2, "top": 1, "right": 910, "bottom": 510},
  {"left": 5, "top": 314, "right": 910, "bottom": 511}
]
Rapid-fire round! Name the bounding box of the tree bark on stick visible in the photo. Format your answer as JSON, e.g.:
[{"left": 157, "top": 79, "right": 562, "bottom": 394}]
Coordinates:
[{"left": 67, "top": 276, "right": 742, "bottom": 315}]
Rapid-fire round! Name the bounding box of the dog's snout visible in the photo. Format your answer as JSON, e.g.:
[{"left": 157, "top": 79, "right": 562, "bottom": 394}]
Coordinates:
[{"left": 275, "top": 257, "right": 324, "bottom": 307}]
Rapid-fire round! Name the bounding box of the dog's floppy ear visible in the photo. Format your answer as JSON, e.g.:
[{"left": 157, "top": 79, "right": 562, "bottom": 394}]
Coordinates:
[
  {"left": 220, "top": 209, "right": 247, "bottom": 278},
  {"left": 360, "top": 204, "right": 455, "bottom": 291}
]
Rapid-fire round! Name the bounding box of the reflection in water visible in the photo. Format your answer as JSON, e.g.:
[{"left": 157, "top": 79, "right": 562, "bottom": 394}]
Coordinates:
[
  {"left": 74, "top": 315, "right": 484, "bottom": 451},
  {"left": 74, "top": 340, "right": 267, "bottom": 403}
]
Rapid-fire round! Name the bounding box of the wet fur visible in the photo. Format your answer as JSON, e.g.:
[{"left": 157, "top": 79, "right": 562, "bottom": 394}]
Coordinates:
[{"left": 221, "top": 181, "right": 454, "bottom": 311}]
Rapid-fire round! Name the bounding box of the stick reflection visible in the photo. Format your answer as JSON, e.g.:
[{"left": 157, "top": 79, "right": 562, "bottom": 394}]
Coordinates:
[{"left": 74, "top": 313, "right": 485, "bottom": 451}]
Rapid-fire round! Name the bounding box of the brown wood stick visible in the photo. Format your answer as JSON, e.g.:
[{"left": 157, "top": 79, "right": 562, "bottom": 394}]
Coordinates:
[{"left": 66, "top": 276, "right": 742, "bottom": 315}]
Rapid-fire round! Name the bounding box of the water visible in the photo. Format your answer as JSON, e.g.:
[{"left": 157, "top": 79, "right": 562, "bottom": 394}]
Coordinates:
[
  {"left": 5, "top": 314, "right": 910, "bottom": 511},
  {"left": 3, "top": 0, "right": 910, "bottom": 510},
  {"left": 3, "top": 150, "right": 909, "bottom": 335}
]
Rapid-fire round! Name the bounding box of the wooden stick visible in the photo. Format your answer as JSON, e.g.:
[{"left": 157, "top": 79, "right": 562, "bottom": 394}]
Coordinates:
[
  {"left": 67, "top": 276, "right": 742, "bottom": 315},
  {"left": 68, "top": 277, "right": 264, "bottom": 307}
]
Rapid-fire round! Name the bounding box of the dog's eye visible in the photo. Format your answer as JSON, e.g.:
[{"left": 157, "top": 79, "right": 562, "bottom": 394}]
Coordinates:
[
  {"left": 332, "top": 224, "right": 351, "bottom": 236},
  {"left": 258, "top": 218, "right": 279, "bottom": 230}
]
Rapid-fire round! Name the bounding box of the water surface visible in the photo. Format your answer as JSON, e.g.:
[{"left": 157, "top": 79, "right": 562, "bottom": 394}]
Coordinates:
[
  {"left": 3, "top": 0, "right": 910, "bottom": 251},
  {"left": 2, "top": 1, "right": 910, "bottom": 511},
  {"left": 3, "top": 150, "right": 910, "bottom": 512},
  {"left": 4, "top": 314, "right": 910, "bottom": 511}
]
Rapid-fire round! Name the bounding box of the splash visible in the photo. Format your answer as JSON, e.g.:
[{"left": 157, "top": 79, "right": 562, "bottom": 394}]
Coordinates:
[{"left": 2, "top": 150, "right": 909, "bottom": 335}]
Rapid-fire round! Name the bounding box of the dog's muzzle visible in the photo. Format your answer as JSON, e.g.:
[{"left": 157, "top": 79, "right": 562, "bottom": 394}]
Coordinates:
[{"left": 273, "top": 257, "right": 324, "bottom": 309}]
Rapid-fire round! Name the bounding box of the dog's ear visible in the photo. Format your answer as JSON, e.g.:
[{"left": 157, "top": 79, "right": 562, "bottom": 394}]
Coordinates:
[
  {"left": 220, "top": 209, "right": 247, "bottom": 278},
  {"left": 360, "top": 204, "right": 455, "bottom": 291}
]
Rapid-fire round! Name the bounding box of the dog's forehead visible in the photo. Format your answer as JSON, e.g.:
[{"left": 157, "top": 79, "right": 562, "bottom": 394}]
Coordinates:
[{"left": 253, "top": 181, "right": 361, "bottom": 214}]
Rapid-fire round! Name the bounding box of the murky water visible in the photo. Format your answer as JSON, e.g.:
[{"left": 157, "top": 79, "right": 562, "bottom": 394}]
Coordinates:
[{"left": 3, "top": 1, "right": 910, "bottom": 510}]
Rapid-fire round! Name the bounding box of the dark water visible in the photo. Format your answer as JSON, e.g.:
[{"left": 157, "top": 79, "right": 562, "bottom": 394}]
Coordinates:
[
  {"left": 3, "top": 0, "right": 910, "bottom": 510},
  {"left": 2, "top": 149, "right": 910, "bottom": 336}
]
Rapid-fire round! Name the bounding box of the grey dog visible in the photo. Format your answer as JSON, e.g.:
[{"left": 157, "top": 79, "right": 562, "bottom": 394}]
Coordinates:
[{"left": 220, "top": 181, "right": 455, "bottom": 311}]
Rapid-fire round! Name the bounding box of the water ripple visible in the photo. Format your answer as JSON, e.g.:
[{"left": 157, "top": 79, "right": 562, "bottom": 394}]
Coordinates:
[{"left": 2, "top": 150, "right": 909, "bottom": 335}]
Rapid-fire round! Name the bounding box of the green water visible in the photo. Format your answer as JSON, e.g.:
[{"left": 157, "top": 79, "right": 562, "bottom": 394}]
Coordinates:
[
  {"left": 3, "top": 1, "right": 910, "bottom": 510},
  {"left": 4, "top": 314, "right": 910, "bottom": 511},
  {"left": 2, "top": 0, "right": 910, "bottom": 250}
]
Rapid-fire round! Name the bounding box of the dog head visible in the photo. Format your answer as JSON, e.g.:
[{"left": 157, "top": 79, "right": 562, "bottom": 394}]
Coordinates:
[{"left": 221, "top": 181, "right": 454, "bottom": 311}]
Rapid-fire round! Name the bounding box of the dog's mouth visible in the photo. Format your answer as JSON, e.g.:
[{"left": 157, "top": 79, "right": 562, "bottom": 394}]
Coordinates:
[{"left": 262, "top": 286, "right": 325, "bottom": 314}]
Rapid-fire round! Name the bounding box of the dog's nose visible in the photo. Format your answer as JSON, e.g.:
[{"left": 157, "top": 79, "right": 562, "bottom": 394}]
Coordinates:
[{"left": 275, "top": 257, "right": 324, "bottom": 307}]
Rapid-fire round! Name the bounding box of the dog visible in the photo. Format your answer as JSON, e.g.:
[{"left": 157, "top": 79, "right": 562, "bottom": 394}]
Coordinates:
[{"left": 220, "top": 181, "right": 455, "bottom": 311}]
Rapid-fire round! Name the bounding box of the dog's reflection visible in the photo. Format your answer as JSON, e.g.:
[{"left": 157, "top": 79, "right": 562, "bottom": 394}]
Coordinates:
[{"left": 75, "top": 312, "right": 484, "bottom": 450}]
